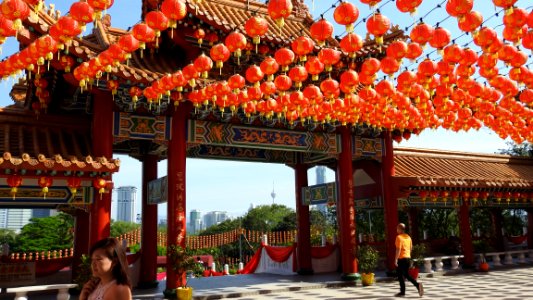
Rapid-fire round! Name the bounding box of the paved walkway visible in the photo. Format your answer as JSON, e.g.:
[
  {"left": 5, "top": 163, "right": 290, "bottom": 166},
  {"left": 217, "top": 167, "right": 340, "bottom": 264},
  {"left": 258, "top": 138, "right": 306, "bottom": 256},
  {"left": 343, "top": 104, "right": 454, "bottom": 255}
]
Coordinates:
[{"left": 1, "top": 266, "right": 532, "bottom": 299}]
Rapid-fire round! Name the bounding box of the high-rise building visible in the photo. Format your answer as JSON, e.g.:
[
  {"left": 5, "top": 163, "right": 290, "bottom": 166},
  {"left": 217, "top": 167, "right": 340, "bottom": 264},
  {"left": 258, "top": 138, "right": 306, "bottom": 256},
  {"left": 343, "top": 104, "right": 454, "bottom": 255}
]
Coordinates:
[
  {"left": 116, "top": 186, "right": 137, "bottom": 223},
  {"left": 203, "top": 211, "right": 228, "bottom": 229},
  {"left": 1, "top": 209, "right": 32, "bottom": 232},
  {"left": 32, "top": 208, "right": 51, "bottom": 218},
  {"left": 0, "top": 209, "right": 7, "bottom": 228},
  {"left": 315, "top": 166, "right": 327, "bottom": 213},
  {"left": 189, "top": 210, "right": 202, "bottom": 234}
]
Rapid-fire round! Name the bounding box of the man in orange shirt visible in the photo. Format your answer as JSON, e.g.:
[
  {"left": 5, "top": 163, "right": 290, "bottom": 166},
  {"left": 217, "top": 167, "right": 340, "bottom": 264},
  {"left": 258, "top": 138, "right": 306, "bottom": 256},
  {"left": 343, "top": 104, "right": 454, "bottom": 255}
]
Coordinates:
[{"left": 395, "top": 223, "right": 424, "bottom": 297}]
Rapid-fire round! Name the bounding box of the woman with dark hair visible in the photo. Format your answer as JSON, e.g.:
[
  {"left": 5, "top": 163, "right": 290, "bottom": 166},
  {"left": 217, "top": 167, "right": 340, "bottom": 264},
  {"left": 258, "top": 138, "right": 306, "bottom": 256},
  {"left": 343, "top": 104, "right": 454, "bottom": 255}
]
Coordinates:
[{"left": 80, "top": 237, "right": 132, "bottom": 300}]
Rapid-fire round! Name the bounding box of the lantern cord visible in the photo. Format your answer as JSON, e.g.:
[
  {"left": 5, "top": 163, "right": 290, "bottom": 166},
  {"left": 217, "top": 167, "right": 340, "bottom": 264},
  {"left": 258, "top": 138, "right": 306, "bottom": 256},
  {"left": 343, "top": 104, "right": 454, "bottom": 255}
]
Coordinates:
[{"left": 405, "top": 0, "right": 447, "bottom": 31}]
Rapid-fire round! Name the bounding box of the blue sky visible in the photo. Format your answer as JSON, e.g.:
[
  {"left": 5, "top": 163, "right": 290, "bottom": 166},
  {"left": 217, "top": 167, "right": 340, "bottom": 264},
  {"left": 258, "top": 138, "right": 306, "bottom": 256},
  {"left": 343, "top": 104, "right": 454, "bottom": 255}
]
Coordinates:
[{"left": 0, "top": 0, "right": 528, "bottom": 220}]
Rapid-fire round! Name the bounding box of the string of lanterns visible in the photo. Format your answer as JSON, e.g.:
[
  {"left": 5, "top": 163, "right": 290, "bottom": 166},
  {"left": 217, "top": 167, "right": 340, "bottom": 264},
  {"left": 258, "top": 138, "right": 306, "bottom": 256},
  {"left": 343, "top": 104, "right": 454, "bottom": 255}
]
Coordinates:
[{"left": 1, "top": 0, "right": 533, "bottom": 144}]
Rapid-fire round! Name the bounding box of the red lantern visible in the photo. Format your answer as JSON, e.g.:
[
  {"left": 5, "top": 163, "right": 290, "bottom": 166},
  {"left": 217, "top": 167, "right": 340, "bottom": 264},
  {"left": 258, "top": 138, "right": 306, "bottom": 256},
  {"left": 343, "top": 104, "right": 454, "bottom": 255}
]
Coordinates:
[
  {"left": 245, "top": 16, "right": 268, "bottom": 51},
  {"left": 360, "top": 0, "right": 382, "bottom": 9},
  {"left": 410, "top": 23, "right": 434, "bottom": 46},
  {"left": 267, "top": 0, "right": 293, "bottom": 28},
  {"left": 70, "top": 1, "right": 95, "bottom": 25},
  {"left": 320, "top": 78, "right": 340, "bottom": 100},
  {"left": 473, "top": 27, "right": 497, "bottom": 48},
  {"left": 445, "top": 0, "right": 473, "bottom": 17},
  {"left": 38, "top": 176, "right": 53, "bottom": 198},
  {"left": 118, "top": 34, "right": 140, "bottom": 58},
  {"left": 274, "top": 74, "right": 292, "bottom": 94},
  {"left": 1, "top": 0, "right": 29, "bottom": 31},
  {"left": 361, "top": 57, "right": 381, "bottom": 76},
  {"left": 145, "top": 11, "right": 169, "bottom": 48},
  {"left": 492, "top": 0, "right": 517, "bottom": 14},
  {"left": 288, "top": 66, "right": 308, "bottom": 88},
  {"left": 333, "top": 2, "right": 359, "bottom": 33},
  {"left": 228, "top": 74, "right": 246, "bottom": 93},
  {"left": 291, "top": 36, "right": 315, "bottom": 62},
  {"left": 340, "top": 33, "right": 363, "bottom": 58},
  {"left": 429, "top": 27, "right": 451, "bottom": 53},
  {"left": 161, "top": 0, "right": 187, "bottom": 28},
  {"left": 380, "top": 56, "right": 400, "bottom": 76},
  {"left": 210, "top": 43, "right": 230, "bottom": 73},
  {"left": 386, "top": 40, "right": 408, "bottom": 60},
  {"left": 182, "top": 63, "right": 199, "bottom": 88},
  {"left": 225, "top": 31, "right": 247, "bottom": 64},
  {"left": 245, "top": 65, "right": 264, "bottom": 86},
  {"left": 340, "top": 70, "right": 359, "bottom": 92},
  {"left": 404, "top": 42, "right": 423, "bottom": 61},
  {"left": 317, "top": 48, "right": 341, "bottom": 72},
  {"left": 0, "top": 15, "right": 16, "bottom": 38},
  {"left": 457, "top": 10, "right": 483, "bottom": 32},
  {"left": 132, "top": 23, "right": 155, "bottom": 52},
  {"left": 305, "top": 56, "right": 324, "bottom": 81},
  {"left": 193, "top": 53, "right": 212, "bottom": 79},
  {"left": 396, "top": 0, "right": 422, "bottom": 14},
  {"left": 67, "top": 177, "right": 82, "bottom": 195},
  {"left": 366, "top": 13, "right": 390, "bottom": 45},
  {"left": 57, "top": 16, "right": 82, "bottom": 38},
  {"left": 260, "top": 56, "right": 279, "bottom": 81},
  {"left": 6, "top": 174, "right": 22, "bottom": 199},
  {"left": 93, "top": 177, "right": 107, "bottom": 198},
  {"left": 88, "top": 0, "right": 114, "bottom": 18},
  {"left": 274, "top": 47, "right": 295, "bottom": 72},
  {"left": 310, "top": 18, "right": 334, "bottom": 46}
]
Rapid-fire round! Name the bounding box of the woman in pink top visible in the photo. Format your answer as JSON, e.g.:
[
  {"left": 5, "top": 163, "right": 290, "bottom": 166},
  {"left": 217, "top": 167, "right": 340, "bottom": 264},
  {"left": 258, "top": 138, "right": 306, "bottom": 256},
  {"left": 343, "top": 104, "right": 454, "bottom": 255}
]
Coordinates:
[{"left": 80, "top": 238, "right": 132, "bottom": 300}]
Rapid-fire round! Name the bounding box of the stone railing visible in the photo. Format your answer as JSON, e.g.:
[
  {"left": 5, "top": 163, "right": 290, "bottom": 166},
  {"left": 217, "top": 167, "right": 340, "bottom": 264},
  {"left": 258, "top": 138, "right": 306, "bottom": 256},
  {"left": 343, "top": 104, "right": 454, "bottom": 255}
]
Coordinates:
[
  {"left": 476, "top": 249, "right": 533, "bottom": 266},
  {"left": 415, "top": 255, "right": 464, "bottom": 273},
  {"left": 9, "top": 248, "right": 74, "bottom": 261},
  {"left": 6, "top": 283, "right": 77, "bottom": 300}
]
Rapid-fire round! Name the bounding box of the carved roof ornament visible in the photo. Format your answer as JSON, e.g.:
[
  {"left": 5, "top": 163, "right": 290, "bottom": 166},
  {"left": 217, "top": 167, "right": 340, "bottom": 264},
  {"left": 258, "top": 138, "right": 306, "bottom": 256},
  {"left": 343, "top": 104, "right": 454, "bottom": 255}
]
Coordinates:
[{"left": 291, "top": 0, "right": 312, "bottom": 19}]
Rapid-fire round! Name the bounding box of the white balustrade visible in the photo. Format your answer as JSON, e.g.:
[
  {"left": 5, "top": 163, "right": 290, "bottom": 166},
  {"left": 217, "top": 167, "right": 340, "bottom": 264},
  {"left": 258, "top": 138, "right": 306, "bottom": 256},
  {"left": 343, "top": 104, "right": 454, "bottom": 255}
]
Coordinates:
[
  {"left": 420, "top": 255, "right": 464, "bottom": 273},
  {"left": 6, "top": 284, "right": 77, "bottom": 300},
  {"left": 476, "top": 250, "right": 532, "bottom": 266}
]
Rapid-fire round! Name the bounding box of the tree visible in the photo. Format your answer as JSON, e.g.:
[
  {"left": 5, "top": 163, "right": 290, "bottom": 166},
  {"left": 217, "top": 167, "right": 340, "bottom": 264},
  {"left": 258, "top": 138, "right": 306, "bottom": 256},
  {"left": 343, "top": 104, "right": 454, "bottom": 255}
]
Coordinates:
[
  {"left": 498, "top": 141, "right": 532, "bottom": 157},
  {"left": 419, "top": 208, "right": 458, "bottom": 239},
  {"left": 0, "top": 228, "right": 17, "bottom": 249},
  {"left": 199, "top": 218, "right": 242, "bottom": 236},
  {"left": 241, "top": 204, "right": 295, "bottom": 232},
  {"left": 110, "top": 220, "right": 141, "bottom": 237},
  {"left": 14, "top": 213, "right": 74, "bottom": 252}
]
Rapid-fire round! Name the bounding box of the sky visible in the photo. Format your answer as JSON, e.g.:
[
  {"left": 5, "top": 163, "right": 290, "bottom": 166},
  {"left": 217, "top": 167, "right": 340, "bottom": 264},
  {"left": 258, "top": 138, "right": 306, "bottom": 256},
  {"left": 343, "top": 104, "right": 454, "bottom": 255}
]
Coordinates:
[{"left": 0, "top": 0, "right": 529, "bottom": 221}]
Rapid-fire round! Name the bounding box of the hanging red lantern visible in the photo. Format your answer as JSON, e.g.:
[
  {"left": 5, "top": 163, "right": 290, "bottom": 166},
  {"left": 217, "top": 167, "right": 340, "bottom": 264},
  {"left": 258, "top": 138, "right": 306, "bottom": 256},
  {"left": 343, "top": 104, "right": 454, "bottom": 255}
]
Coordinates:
[
  {"left": 93, "top": 177, "right": 107, "bottom": 198},
  {"left": 225, "top": 31, "right": 247, "bottom": 64},
  {"left": 57, "top": 16, "right": 82, "bottom": 38},
  {"left": 182, "top": 63, "right": 199, "bottom": 88},
  {"left": 274, "top": 47, "right": 295, "bottom": 72},
  {"left": 361, "top": 57, "right": 381, "bottom": 76},
  {"left": 386, "top": 40, "right": 408, "bottom": 60},
  {"left": 87, "top": 0, "right": 114, "bottom": 20},
  {"left": 492, "top": 0, "right": 517, "bottom": 14},
  {"left": 145, "top": 11, "right": 169, "bottom": 48},
  {"left": 0, "top": 15, "right": 16, "bottom": 38},
  {"left": 274, "top": 74, "right": 292, "bottom": 95},
  {"left": 340, "top": 33, "right": 363, "bottom": 58},
  {"left": 503, "top": 7, "right": 527, "bottom": 28},
  {"left": 245, "top": 65, "right": 264, "bottom": 87},
  {"left": 267, "top": 0, "right": 293, "bottom": 29},
  {"left": 260, "top": 56, "right": 279, "bottom": 81},
  {"left": 445, "top": 0, "right": 473, "bottom": 18},
  {"left": 210, "top": 43, "right": 230, "bottom": 73},
  {"left": 70, "top": 1, "right": 95, "bottom": 25},
  {"left": 310, "top": 18, "right": 334, "bottom": 46},
  {"left": 192, "top": 28, "right": 205, "bottom": 46},
  {"left": 333, "top": 2, "right": 359, "bottom": 33},
  {"left": 410, "top": 23, "right": 434, "bottom": 46},
  {"left": 291, "top": 36, "right": 315, "bottom": 62},
  {"left": 245, "top": 16, "right": 268, "bottom": 52},
  {"left": 288, "top": 66, "right": 308, "bottom": 89},
  {"left": 161, "top": 0, "right": 187, "bottom": 29},
  {"left": 305, "top": 56, "right": 324, "bottom": 81},
  {"left": 1, "top": 0, "right": 30, "bottom": 31},
  {"left": 340, "top": 70, "right": 359, "bottom": 92},
  {"left": 457, "top": 10, "right": 483, "bottom": 33},
  {"left": 429, "top": 27, "right": 451, "bottom": 53},
  {"left": 6, "top": 174, "right": 22, "bottom": 199},
  {"left": 228, "top": 74, "right": 246, "bottom": 93},
  {"left": 473, "top": 27, "right": 497, "bottom": 48},
  {"left": 522, "top": 31, "right": 533, "bottom": 50},
  {"left": 404, "top": 42, "right": 423, "bottom": 61},
  {"left": 132, "top": 23, "right": 155, "bottom": 54},
  {"left": 129, "top": 86, "right": 142, "bottom": 107},
  {"left": 396, "top": 0, "right": 422, "bottom": 14},
  {"left": 193, "top": 53, "right": 213, "bottom": 79},
  {"left": 380, "top": 56, "right": 400, "bottom": 76},
  {"left": 317, "top": 48, "right": 341, "bottom": 72},
  {"left": 442, "top": 44, "right": 464, "bottom": 64},
  {"left": 366, "top": 12, "right": 390, "bottom": 45},
  {"left": 360, "top": 0, "right": 382, "bottom": 8},
  {"left": 38, "top": 176, "right": 53, "bottom": 198},
  {"left": 320, "top": 78, "right": 340, "bottom": 100},
  {"left": 117, "top": 34, "right": 140, "bottom": 62},
  {"left": 67, "top": 177, "right": 82, "bottom": 195}
]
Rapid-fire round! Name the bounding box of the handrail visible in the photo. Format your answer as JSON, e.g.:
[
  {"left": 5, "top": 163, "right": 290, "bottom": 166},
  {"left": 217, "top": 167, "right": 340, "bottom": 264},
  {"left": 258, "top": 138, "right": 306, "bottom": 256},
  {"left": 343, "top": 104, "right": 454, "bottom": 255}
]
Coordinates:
[{"left": 6, "top": 283, "right": 77, "bottom": 300}]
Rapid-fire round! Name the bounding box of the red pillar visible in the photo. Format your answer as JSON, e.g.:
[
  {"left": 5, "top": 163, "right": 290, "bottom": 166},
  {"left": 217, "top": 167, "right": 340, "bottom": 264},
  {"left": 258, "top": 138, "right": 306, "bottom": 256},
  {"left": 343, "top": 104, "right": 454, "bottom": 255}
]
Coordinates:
[
  {"left": 458, "top": 202, "right": 474, "bottom": 266},
  {"left": 72, "top": 210, "right": 90, "bottom": 281},
  {"left": 382, "top": 132, "right": 399, "bottom": 272},
  {"left": 294, "top": 160, "right": 312, "bottom": 274},
  {"left": 165, "top": 104, "right": 189, "bottom": 294},
  {"left": 90, "top": 89, "right": 114, "bottom": 245},
  {"left": 527, "top": 208, "right": 533, "bottom": 249},
  {"left": 138, "top": 154, "right": 159, "bottom": 288},
  {"left": 336, "top": 126, "right": 358, "bottom": 280}
]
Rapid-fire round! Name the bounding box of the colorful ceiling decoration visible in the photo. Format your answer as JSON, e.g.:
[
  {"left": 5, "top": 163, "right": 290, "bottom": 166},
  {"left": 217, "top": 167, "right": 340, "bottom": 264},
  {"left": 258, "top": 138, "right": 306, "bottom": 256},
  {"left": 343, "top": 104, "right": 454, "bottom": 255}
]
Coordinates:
[{"left": 1, "top": 0, "right": 533, "bottom": 145}]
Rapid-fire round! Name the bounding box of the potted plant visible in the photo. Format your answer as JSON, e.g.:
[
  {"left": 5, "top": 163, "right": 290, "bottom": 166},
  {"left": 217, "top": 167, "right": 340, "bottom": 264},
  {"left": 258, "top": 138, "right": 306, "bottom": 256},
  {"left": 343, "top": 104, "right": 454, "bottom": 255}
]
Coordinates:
[
  {"left": 358, "top": 245, "right": 379, "bottom": 286},
  {"left": 409, "top": 244, "right": 426, "bottom": 280},
  {"left": 72, "top": 254, "right": 92, "bottom": 294},
  {"left": 167, "top": 245, "right": 198, "bottom": 300},
  {"left": 473, "top": 240, "right": 490, "bottom": 272}
]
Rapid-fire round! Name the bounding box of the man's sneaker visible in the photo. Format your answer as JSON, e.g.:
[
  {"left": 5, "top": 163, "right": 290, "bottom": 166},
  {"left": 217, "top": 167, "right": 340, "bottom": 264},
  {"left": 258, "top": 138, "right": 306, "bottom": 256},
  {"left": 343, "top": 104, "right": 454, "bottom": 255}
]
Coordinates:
[
  {"left": 395, "top": 292, "right": 405, "bottom": 297},
  {"left": 418, "top": 283, "right": 424, "bottom": 297}
]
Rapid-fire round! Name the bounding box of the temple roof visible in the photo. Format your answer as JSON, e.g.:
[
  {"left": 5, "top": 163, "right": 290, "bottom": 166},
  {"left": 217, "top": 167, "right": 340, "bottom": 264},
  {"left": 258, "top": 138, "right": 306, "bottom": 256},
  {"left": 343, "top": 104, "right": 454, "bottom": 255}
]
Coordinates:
[
  {"left": 0, "top": 109, "right": 120, "bottom": 173},
  {"left": 393, "top": 147, "right": 533, "bottom": 190}
]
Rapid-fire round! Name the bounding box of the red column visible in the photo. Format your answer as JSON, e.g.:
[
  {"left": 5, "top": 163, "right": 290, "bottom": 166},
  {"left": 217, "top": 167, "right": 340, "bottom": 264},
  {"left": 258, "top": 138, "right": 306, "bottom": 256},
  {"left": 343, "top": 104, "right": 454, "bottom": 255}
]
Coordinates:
[
  {"left": 336, "top": 126, "right": 358, "bottom": 280},
  {"left": 458, "top": 202, "right": 474, "bottom": 266},
  {"left": 382, "top": 132, "right": 399, "bottom": 272},
  {"left": 165, "top": 104, "right": 189, "bottom": 294},
  {"left": 90, "top": 89, "right": 114, "bottom": 245},
  {"left": 294, "top": 161, "right": 312, "bottom": 274},
  {"left": 72, "top": 210, "right": 90, "bottom": 281},
  {"left": 138, "top": 154, "right": 159, "bottom": 288},
  {"left": 527, "top": 208, "right": 533, "bottom": 249}
]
